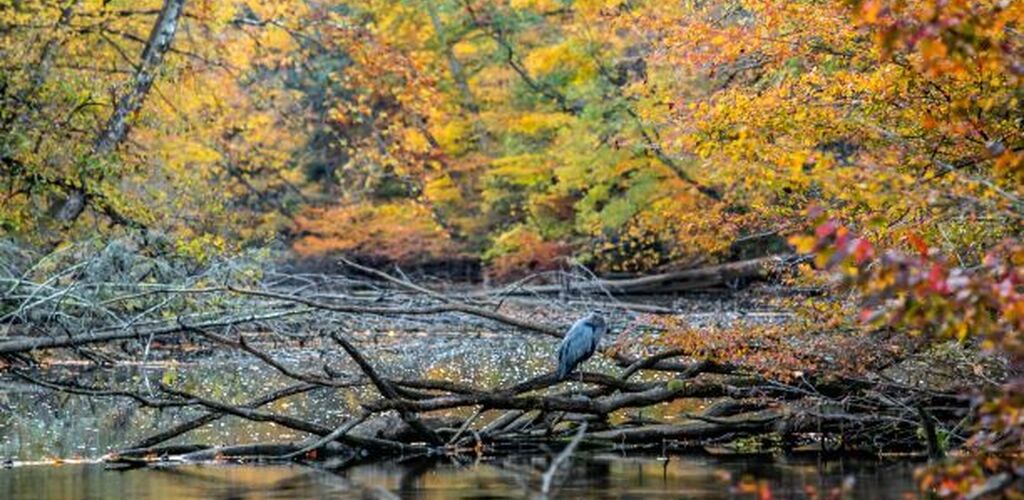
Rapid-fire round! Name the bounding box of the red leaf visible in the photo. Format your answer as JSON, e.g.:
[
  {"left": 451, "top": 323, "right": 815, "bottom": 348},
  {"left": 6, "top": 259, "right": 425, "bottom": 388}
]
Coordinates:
[
  {"left": 907, "top": 232, "right": 929, "bottom": 256},
  {"left": 853, "top": 238, "right": 875, "bottom": 265},
  {"left": 928, "top": 263, "right": 947, "bottom": 293},
  {"left": 815, "top": 220, "right": 837, "bottom": 240}
]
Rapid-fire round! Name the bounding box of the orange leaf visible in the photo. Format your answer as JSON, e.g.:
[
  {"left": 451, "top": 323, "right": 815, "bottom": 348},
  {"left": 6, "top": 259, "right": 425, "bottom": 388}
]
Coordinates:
[{"left": 907, "top": 232, "right": 929, "bottom": 256}]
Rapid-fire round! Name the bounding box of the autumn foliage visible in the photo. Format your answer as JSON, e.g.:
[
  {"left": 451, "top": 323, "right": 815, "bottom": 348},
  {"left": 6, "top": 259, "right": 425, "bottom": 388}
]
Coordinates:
[
  {"left": 1, "top": 0, "right": 1022, "bottom": 494},
  {"left": 3, "top": 0, "right": 1018, "bottom": 272},
  {"left": 293, "top": 201, "right": 458, "bottom": 264}
]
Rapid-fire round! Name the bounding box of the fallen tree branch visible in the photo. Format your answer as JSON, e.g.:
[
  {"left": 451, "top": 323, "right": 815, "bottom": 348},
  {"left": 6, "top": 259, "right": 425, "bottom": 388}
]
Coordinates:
[
  {"left": 280, "top": 412, "right": 370, "bottom": 459},
  {"left": 12, "top": 369, "right": 192, "bottom": 408},
  {"left": 131, "top": 383, "right": 321, "bottom": 449},
  {"left": 472, "top": 256, "right": 790, "bottom": 296},
  {"left": 586, "top": 410, "right": 781, "bottom": 443},
  {"left": 227, "top": 286, "right": 562, "bottom": 337},
  {"left": 0, "top": 308, "right": 312, "bottom": 355},
  {"left": 157, "top": 384, "right": 417, "bottom": 453},
  {"left": 340, "top": 258, "right": 457, "bottom": 304},
  {"left": 366, "top": 375, "right": 756, "bottom": 414},
  {"left": 540, "top": 421, "right": 588, "bottom": 496},
  {"left": 329, "top": 332, "right": 444, "bottom": 445},
  {"left": 182, "top": 321, "right": 361, "bottom": 388},
  {"left": 614, "top": 350, "right": 737, "bottom": 379},
  {"left": 109, "top": 442, "right": 355, "bottom": 465},
  {"left": 109, "top": 444, "right": 212, "bottom": 462}
]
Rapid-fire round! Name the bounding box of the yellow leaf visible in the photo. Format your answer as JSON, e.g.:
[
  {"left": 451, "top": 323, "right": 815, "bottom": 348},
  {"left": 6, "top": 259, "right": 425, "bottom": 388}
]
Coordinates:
[{"left": 789, "top": 235, "right": 817, "bottom": 254}]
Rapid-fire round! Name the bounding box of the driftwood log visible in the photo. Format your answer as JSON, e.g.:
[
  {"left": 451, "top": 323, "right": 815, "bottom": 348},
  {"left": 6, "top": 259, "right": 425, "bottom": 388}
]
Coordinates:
[{"left": 472, "top": 255, "right": 790, "bottom": 296}]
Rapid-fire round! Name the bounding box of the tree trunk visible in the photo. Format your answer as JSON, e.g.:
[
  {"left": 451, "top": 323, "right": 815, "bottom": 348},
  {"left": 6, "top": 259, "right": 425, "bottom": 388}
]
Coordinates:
[
  {"left": 57, "top": 0, "right": 187, "bottom": 223},
  {"left": 425, "top": 1, "right": 477, "bottom": 113}
]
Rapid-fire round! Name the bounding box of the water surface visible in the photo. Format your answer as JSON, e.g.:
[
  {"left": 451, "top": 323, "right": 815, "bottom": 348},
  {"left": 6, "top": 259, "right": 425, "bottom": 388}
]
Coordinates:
[{"left": 0, "top": 454, "right": 919, "bottom": 499}]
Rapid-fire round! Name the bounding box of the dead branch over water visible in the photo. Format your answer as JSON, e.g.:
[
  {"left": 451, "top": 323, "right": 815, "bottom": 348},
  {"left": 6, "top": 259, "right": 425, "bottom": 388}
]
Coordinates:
[{"left": 0, "top": 250, "right": 983, "bottom": 472}]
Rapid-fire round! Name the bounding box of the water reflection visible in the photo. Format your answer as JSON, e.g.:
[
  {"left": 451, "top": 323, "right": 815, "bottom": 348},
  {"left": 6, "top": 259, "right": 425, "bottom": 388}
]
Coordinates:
[
  {"left": 346, "top": 454, "right": 920, "bottom": 499},
  {"left": 0, "top": 463, "right": 346, "bottom": 500},
  {"left": 0, "top": 455, "right": 920, "bottom": 499}
]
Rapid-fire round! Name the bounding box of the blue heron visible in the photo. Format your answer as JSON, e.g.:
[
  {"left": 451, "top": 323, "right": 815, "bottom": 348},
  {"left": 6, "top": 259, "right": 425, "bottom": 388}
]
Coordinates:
[{"left": 556, "top": 312, "right": 608, "bottom": 380}]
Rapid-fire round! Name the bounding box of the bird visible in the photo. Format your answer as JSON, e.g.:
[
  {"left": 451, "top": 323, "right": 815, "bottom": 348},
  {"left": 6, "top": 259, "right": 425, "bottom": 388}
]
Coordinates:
[{"left": 556, "top": 312, "right": 608, "bottom": 380}]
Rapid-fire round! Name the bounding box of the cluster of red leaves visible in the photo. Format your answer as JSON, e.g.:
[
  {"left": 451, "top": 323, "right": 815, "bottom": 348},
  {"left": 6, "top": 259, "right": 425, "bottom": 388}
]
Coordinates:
[
  {"left": 806, "top": 219, "right": 1024, "bottom": 361},
  {"left": 660, "top": 318, "right": 914, "bottom": 383},
  {"left": 801, "top": 217, "right": 1023, "bottom": 497},
  {"left": 853, "top": 0, "right": 1023, "bottom": 75}
]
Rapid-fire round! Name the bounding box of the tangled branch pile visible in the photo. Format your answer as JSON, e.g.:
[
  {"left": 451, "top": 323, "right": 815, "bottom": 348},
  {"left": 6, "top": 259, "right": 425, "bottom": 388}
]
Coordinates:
[{"left": 0, "top": 242, "right": 997, "bottom": 481}]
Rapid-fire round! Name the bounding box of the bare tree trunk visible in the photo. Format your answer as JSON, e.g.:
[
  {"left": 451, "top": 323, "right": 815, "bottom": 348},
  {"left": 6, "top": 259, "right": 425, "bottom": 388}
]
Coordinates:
[
  {"left": 57, "top": 0, "right": 187, "bottom": 223},
  {"left": 424, "top": 1, "right": 477, "bottom": 113}
]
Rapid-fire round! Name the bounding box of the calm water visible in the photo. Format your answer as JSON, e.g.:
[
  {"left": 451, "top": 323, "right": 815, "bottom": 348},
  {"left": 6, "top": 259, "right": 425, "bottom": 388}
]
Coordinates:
[{"left": 0, "top": 454, "right": 920, "bottom": 499}]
